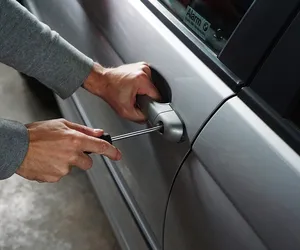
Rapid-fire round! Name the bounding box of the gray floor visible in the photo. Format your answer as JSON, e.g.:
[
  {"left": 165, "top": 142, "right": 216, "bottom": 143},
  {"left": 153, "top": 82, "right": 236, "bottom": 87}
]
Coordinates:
[{"left": 0, "top": 64, "right": 120, "bottom": 250}]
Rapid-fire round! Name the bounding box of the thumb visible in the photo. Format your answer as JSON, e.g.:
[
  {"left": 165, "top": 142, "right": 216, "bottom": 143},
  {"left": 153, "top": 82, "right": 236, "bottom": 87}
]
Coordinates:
[{"left": 133, "top": 107, "right": 147, "bottom": 123}]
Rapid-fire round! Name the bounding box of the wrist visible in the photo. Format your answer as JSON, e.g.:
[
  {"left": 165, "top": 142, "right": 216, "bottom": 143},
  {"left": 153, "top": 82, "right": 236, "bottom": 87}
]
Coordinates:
[{"left": 83, "top": 63, "right": 109, "bottom": 97}]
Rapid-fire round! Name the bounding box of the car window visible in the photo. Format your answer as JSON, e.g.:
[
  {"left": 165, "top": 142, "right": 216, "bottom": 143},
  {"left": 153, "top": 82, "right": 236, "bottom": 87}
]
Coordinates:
[
  {"left": 243, "top": 10, "right": 300, "bottom": 154},
  {"left": 159, "top": 0, "right": 254, "bottom": 53}
]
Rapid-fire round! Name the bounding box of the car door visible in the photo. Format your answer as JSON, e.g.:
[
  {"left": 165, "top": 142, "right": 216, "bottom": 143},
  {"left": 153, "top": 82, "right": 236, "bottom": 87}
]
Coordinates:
[
  {"left": 22, "top": 0, "right": 299, "bottom": 249},
  {"left": 164, "top": 5, "right": 300, "bottom": 250}
]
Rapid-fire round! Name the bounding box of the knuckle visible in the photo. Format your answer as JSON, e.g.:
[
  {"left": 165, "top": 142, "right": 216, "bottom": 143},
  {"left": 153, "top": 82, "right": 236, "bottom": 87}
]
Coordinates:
[
  {"left": 142, "top": 67, "right": 150, "bottom": 73},
  {"left": 141, "top": 65, "right": 148, "bottom": 70},
  {"left": 136, "top": 70, "right": 146, "bottom": 77},
  {"left": 72, "top": 138, "right": 81, "bottom": 148},
  {"left": 137, "top": 73, "right": 149, "bottom": 82},
  {"left": 65, "top": 130, "right": 74, "bottom": 140},
  {"left": 58, "top": 118, "right": 67, "bottom": 124},
  {"left": 98, "top": 142, "right": 109, "bottom": 153},
  {"left": 69, "top": 134, "right": 82, "bottom": 148}
]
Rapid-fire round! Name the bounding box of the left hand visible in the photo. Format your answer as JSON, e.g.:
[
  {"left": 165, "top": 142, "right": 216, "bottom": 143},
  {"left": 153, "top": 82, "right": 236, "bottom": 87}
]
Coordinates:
[
  {"left": 17, "top": 119, "right": 121, "bottom": 183},
  {"left": 83, "top": 62, "right": 161, "bottom": 122}
]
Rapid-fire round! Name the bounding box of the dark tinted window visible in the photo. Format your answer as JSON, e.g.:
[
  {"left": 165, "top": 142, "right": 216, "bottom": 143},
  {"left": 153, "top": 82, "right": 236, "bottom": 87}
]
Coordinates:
[
  {"left": 246, "top": 11, "right": 300, "bottom": 153},
  {"left": 159, "top": 0, "right": 254, "bottom": 52},
  {"left": 251, "top": 11, "right": 300, "bottom": 129}
]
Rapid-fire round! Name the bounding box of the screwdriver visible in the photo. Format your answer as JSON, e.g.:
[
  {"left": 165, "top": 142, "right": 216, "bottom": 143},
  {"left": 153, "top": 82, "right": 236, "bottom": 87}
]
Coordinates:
[
  {"left": 85, "top": 125, "right": 163, "bottom": 154},
  {"left": 98, "top": 124, "right": 163, "bottom": 145}
]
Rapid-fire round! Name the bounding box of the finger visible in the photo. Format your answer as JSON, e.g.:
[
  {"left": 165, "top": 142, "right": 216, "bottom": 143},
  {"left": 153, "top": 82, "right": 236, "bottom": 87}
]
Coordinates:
[
  {"left": 137, "top": 78, "right": 161, "bottom": 101},
  {"left": 80, "top": 135, "right": 122, "bottom": 161},
  {"left": 141, "top": 64, "right": 151, "bottom": 79},
  {"left": 118, "top": 102, "right": 146, "bottom": 123},
  {"left": 72, "top": 152, "right": 93, "bottom": 170},
  {"left": 65, "top": 121, "right": 104, "bottom": 137},
  {"left": 125, "top": 107, "right": 147, "bottom": 123},
  {"left": 139, "top": 61, "right": 150, "bottom": 67},
  {"left": 135, "top": 108, "right": 147, "bottom": 123}
]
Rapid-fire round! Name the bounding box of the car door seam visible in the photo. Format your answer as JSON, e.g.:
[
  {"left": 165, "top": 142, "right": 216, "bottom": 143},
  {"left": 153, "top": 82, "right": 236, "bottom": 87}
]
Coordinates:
[{"left": 162, "top": 93, "right": 235, "bottom": 249}]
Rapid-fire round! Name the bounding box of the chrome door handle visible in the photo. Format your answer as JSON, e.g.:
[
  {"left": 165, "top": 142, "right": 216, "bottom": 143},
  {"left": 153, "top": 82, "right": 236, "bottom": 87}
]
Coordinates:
[{"left": 137, "top": 95, "right": 184, "bottom": 142}]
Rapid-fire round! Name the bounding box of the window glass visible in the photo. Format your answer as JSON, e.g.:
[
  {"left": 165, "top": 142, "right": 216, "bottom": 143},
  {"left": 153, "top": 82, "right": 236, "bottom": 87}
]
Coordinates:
[{"left": 159, "top": 0, "right": 254, "bottom": 52}]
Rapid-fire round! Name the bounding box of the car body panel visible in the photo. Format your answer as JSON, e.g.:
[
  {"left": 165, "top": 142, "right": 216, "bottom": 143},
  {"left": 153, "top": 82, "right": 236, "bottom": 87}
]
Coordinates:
[
  {"left": 164, "top": 151, "right": 267, "bottom": 250},
  {"left": 193, "top": 97, "right": 300, "bottom": 250}
]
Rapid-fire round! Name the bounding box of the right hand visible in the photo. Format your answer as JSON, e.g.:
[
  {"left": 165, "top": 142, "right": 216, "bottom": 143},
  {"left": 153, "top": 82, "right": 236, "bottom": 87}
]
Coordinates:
[{"left": 17, "top": 119, "right": 121, "bottom": 183}]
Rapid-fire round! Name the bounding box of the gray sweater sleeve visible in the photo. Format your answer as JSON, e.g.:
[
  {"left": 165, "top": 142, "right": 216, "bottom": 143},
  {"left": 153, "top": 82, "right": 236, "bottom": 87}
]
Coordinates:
[{"left": 0, "top": 0, "right": 94, "bottom": 179}]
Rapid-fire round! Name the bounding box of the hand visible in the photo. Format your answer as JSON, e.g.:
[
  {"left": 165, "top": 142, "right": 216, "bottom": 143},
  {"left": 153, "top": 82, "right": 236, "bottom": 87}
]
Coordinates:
[
  {"left": 17, "top": 119, "right": 121, "bottom": 183},
  {"left": 83, "top": 62, "right": 161, "bottom": 122}
]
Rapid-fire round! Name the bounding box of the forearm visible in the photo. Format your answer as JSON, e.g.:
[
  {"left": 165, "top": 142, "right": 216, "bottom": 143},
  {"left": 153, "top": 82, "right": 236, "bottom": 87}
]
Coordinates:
[
  {"left": 0, "top": 0, "right": 93, "bottom": 99},
  {"left": 0, "top": 119, "right": 29, "bottom": 180}
]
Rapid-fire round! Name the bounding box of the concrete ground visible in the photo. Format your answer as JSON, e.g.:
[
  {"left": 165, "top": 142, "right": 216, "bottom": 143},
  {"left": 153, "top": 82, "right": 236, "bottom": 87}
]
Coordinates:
[{"left": 0, "top": 64, "right": 120, "bottom": 250}]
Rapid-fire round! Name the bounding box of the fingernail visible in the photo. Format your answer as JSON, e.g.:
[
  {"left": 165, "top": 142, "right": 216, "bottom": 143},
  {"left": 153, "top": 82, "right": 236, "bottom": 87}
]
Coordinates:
[{"left": 94, "top": 129, "right": 103, "bottom": 133}]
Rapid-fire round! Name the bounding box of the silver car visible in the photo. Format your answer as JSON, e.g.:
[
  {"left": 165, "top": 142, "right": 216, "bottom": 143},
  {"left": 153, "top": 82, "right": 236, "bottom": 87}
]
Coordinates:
[{"left": 22, "top": 0, "right": 300, "bottom": 249}]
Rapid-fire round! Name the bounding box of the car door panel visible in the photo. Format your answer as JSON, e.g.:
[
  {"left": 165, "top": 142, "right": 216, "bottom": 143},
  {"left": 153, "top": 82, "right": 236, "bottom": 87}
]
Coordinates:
[
  {"left": 192, "top": 97, "right": 300, "bottom": 250},
  {"left": 164, "top": 151, "right": 267, "bottom": 250},
  {"left": 23, "top": 0, "right": 234, "bottom": 247}
]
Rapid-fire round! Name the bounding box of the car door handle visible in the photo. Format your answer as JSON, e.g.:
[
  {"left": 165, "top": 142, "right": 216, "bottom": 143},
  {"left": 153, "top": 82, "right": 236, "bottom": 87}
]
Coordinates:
[{"left": 137, "top": 95, "right": 184, "bottom": 142}]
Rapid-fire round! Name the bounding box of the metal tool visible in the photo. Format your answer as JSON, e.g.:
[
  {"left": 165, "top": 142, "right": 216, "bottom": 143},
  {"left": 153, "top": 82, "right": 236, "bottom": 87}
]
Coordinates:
[{"left": 99, "top": 124, "right": 163, "bottom": 144}]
